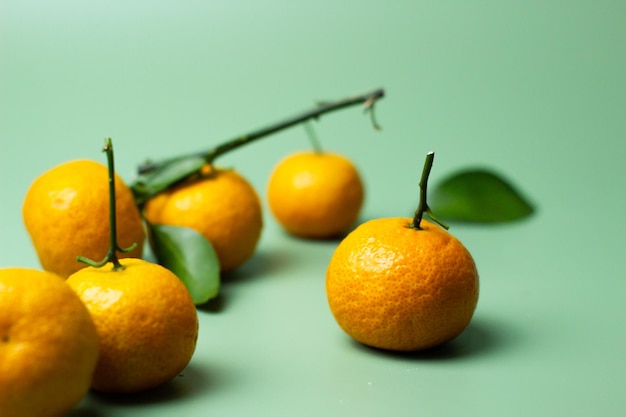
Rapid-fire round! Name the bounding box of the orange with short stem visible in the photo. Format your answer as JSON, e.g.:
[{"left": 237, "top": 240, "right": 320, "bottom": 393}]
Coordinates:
[
  {"left": 66, "top": 138, "right": 198, "bottom": 393},
  {"left": 326, "top": 152, "right": 479, "bottom": 351}
]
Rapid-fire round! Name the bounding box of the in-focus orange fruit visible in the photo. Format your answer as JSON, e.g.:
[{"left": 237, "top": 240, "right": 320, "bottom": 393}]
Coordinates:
[
  {"left": 66, "top": 258, "right": 198, "bottom": 393},
  {"left": 143, "top": 166, "right": 263, "bottom": 272},
  {"left": 267, "top": 151, "right": 364, "bottom": 238},
  {"left": 326, "top": 218, "right": 479, "bottom": 351},
  {"left": 22, "top": 160, "right": 145, "bottom": 278},
  {"left": 0, "top": 267, "right": 99, "bottom": 417}
]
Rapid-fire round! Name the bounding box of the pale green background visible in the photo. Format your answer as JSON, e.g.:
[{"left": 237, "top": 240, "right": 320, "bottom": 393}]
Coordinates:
[{"left": 1, "top": 1, "right": 625, "bottom": 416}]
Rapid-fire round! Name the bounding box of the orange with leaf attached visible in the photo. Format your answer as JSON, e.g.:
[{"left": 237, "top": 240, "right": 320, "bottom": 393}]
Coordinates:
[{"left": 144, "top": 165, "right": 263, "bottom": 272}]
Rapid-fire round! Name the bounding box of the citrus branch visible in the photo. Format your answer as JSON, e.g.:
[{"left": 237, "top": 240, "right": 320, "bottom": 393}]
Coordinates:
[
  {"left": 410, "top": 151, "right": 449, "bottom": 231},
  {"left": 137, "top": 88, "right": 384, "bottom": 175},
  {"left": 77, "top": 138, "right": 137, "bottom": 271},
  {"left": 131, "top": 88, "right": 385, "bottom": 205}
]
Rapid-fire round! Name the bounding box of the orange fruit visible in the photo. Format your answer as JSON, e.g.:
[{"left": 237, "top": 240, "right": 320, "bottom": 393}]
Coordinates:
[
  {"left": 326, "top": 218, "right": 479, "bottom": 351},
  {"left": 267, "top": 151, "right": 364, "bottom": 238},
  {"left": 22, "top": 159, "right": 145, "bottom": 278},
  {"left": 143, "top": 166, "right": 263, "bottom": 272},
  {"left": 66, "top": 258, "right": 198, "bottom": 393},
  {"left": 0, "top": 267, "right": 99, "bottom": 417}
]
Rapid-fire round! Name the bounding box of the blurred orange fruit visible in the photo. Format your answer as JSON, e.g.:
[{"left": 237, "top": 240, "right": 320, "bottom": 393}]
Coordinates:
[
  {"left": 267, "top": 151, "right": 364, "bottom": 238},
  {"left": 143, "top": 166, "right": 263, "bottom": 272},
  {"left": 22, "top": 160, "right": 145, "bottom": 278},
  {"left": 326, "top": 218, "right": 479, "bottom": 351},
  {"left": 66, "top": 258, "right": 198, "bottom": 393},
  {"left": 0, "top": 267, "right": 99, "bottom": 417}
]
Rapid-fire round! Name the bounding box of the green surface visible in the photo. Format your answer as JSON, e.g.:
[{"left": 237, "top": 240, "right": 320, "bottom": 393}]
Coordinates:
[{"left": 1, "top": 1, "right": 625, "bottom": 416}]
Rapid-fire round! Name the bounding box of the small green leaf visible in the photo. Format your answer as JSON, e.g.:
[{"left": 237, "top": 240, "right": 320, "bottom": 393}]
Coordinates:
[
  {"left": 132, "top": 156, "right": 206, "bottom": 205},
  {"left": 430, "top": 169, "right": 534, "bottom": 223},
  {"left": 149, "top": 223, "right": 220, "bottom": 305}
]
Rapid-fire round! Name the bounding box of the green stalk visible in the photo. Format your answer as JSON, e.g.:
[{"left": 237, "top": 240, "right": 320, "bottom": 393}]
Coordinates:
[
  {"left": 137, "top": 88, "right": 384, "bottom": 174},
  {"left": 131, "top": 88, "right": 384, "bottom": 205},
  {"left": 77, "top": 138, "right": 137, "bottom": 271},
  {"left": 304, "top": 121, "right": 324, "bottom": 154},
  {"left": 410, "top": 152, "right": 449, "bottom": 230}
]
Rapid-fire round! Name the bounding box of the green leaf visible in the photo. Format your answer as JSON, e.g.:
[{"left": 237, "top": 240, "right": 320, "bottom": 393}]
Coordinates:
[
  {"left": 430, "top": 169, "right": 534, "bottom": 223},
  {"left": 148, "top": 223, "right": 220, "bottom": 305},
  {"left": 132, "top": 156, "right": 206, "bottom": 205}
]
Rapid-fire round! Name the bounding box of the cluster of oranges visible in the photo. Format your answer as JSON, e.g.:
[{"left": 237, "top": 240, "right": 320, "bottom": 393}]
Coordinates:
[
  {"left": 1, "top": 135, "right": 479, "bottom": 415},
  {"left": 2, "top": 146, "right": 200, "bottom": 416}
]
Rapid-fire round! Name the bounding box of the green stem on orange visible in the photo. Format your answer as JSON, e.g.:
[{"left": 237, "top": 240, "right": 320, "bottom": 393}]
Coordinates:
[
  {"left": 410, "top": 151, "right": 449, "bottom": 230},
  {"left": 77, "top": 138, "right": 137, "bottom": 271},
  {"left": 137, "top": 88, "right": 384, "bottom": 174},
  {"left": 304, "top": 121, "right": 324, "bottom": 154}
]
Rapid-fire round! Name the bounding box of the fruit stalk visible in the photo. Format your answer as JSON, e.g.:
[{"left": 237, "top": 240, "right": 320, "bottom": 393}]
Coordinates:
[
  {"left": 131, "top": 88, "right": 384, "bottom": 205},
  {"left": 410, "top": 152, "right": 449, "bottom": 230},
  {"left": 77, "top": 138, "right": 137, "bottom": 270},
  {"left": 304, "top": 121, "right": 324, "bottom": 154},
  {"left": 137, "top": 88, "right": 384, "bottom": 174}
]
